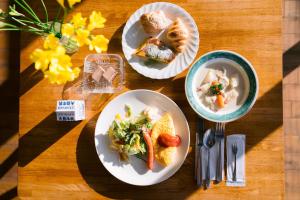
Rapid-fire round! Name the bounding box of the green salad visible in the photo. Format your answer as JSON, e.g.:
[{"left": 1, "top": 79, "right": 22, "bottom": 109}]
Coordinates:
[{"left": 108, "top": 105, "right": 153, "bottom": 161}]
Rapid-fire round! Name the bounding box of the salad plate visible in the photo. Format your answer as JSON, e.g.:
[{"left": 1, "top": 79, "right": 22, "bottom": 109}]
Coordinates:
[
  {"left": 94, "top": 89, "right": 190, "bottom": 185},
  {"left": 122, "top": 2, "right": 199, "bottom": 79}
]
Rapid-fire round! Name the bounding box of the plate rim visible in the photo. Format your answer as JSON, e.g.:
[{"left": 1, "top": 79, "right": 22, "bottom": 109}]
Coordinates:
[
  {"left": 94, "top": 89, "right": 191, "bottom": 186},
  {"left": 121, "top": 2, "right": 200, "bottom": 79},
  {"left": 185, "top": 50, "right": 259, "bottom": 123}
]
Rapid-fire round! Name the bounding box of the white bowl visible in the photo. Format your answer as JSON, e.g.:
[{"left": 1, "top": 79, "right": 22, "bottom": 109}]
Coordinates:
[{"left": 185, "top": 50, "right": 259, "bottom": 122}]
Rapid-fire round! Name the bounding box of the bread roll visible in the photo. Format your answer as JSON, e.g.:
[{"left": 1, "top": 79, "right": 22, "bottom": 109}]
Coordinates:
[{"left": 140, "top": 11, "right": 169, "bottom": 34}]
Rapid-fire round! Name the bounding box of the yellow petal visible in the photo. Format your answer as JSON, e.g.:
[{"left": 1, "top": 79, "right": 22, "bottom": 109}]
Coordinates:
[
  {"left": 30, "top": 49, "right": 51, "bottom": 71},
  {"left": 56, "top": 0, "right": 65, "bottom": 7},
  {"left": 61, "top": 23, "right": 75, "bottom": 37},
  {"left": 68, "top": 0, "right": 81, "bottom": 7},
  {"left": 89, "top": 35, "right": 109, "bottom": 53},
  {"left": 44, "top": 33, "right": 59, "bottom": 50},
  {"left": 75, "top": 29, "right": 90, "bottom": 46},
  {"left": 88, "top": 11, "right": 106, "bottom": 30},
  {"left": 53, "top": 45, "right": 66, "bottom": 56},
  {"left": 71, "top": 13, "right": 87, "bottom": 29}
]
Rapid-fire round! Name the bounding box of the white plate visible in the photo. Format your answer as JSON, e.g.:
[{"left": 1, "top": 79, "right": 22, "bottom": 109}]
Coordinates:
[
  {"left": 94, "top": 90, "right": 190, "bottom": 185},
  {"left": 122, "top": 2, "right": 199, "bottom": 79}
]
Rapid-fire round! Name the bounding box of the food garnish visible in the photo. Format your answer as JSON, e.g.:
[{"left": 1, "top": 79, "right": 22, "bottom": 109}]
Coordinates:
[
  {"left": 197, "top": 69, "right": 240, "bottom": 111},
  {"left": 125, "top": 104, "right": 132, "bottom": 118},
  {"left": 209, "top": 82, "right": 223, "bottom": 95},
  {"left": 158, "top": 134, "right": 181, "bottom": 147}
]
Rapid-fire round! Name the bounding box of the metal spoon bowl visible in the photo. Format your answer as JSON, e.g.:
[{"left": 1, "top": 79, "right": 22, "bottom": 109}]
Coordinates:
[
  {"left": 203, "top": 128, "right": 215, "bottom": 149},
  {"left": 203, "top": 128, "right": 215, "bottom": 188}
]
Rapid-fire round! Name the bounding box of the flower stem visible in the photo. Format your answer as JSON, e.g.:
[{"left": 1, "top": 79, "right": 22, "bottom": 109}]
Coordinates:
[
  {"left": 14, "top": 0, "right": 41, "bottom": 23},
  {"left": 19, "top": 0, "right": 42, "bottom": 23},
  {"left": 40, "top": 0, "right": 48, "bottom": 24},
  {"left": 11, "top": 17, "right": 44, "bottom": 32}
]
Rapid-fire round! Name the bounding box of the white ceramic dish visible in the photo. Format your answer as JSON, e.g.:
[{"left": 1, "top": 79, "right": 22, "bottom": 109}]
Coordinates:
[
  {"left": 185, "top": 50, "right": 259, "bottom": 122},
  {"left": 122, "top": 2, "right": 199, "bottom": 79},
  {"left": 94, "top": 89, "right": 190, "bottom": 185}
]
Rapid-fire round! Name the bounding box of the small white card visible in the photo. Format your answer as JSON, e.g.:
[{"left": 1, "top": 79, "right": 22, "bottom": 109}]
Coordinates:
[{"left": 56, "top": 100, "right": 85, "bottom": 121}]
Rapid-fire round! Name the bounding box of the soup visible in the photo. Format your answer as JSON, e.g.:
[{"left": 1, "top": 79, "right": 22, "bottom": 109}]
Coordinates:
[{"left": 195, "top": 60, "right": 248, "bottom": 113}]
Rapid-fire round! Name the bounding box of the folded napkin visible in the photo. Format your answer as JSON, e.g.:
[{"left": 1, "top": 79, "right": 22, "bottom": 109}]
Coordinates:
[
  {"left": 201, "top": 138, "right": 224, "bottom": 181},
  {"left": 226, "top": 134, "right": 246, "bottom": 186}
]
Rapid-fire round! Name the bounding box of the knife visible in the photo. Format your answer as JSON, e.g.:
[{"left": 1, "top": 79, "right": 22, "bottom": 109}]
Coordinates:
[{"left": 195, "top": 117, "right": 205, "bottom": 187}]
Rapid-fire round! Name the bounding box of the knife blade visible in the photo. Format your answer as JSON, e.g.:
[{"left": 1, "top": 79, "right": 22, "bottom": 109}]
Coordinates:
[{"left": 195, "top": 117, "right": 205, "bottom": 187}]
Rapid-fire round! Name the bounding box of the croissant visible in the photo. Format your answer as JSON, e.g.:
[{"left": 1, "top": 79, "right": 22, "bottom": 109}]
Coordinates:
[{"left": 167, "top": 18, "right": 189, "bottom": 52}]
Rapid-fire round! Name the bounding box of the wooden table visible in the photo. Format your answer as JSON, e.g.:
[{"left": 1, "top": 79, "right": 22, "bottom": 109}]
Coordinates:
[{"left": 19, "top": 0, "right": 284, "bottom": 199}]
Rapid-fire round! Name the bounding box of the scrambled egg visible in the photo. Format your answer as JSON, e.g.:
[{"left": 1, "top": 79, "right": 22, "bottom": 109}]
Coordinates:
[{"left": 151, "top": 113, "right": 176, "bottom": 166}]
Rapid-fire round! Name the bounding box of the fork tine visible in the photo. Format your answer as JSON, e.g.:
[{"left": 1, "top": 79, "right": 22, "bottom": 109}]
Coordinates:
[
  {"left": 216, "top": 122, "right": 220, "bottom": 134},
  {"left": 222, "top": 123, "right": 225, "bottom": 134}
]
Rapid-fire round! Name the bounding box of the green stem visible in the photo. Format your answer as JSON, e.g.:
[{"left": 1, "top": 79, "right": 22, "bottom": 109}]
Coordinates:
[
  {"left": 40, "top": 0, "right": 48, "bottom": 24},
  {"left": 0, "top": 22, "right": 19, "bottom": 28},
  {"left": 14, "top": 0, "right": 41, "bottom": 23},
  {"left": 11, "top": 16, "right": 26, "bottom": 26},
  {"left": 0, "top": 28, "right": 21, "bottom": 31},
  {"left": 0, "top": 27, "right": 43, "bottom": 33},
  {"left": 21, "top": 15, "right": 49, "bottom": 30},
  {"left": 50, "top": 6, "right": 61, "bottom": 33},
  {"left": 16, "top": 18, "right": 47, "bottom": 29},
  {"left": 59, "top": 8, "right": 68, "bottom": 34},
  {"left": 11, "top": 17, "right": 44, "bottom": 32},
  {"left": 19, "top": 0, "right": 42, "bottom": 23}
]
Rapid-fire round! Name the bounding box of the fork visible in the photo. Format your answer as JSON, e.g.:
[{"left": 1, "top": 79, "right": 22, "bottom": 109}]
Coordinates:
[
  {"left": 232, "top": 142, "right": 238, "bottom": 182},
  {"left": 215, "top": 123, "right": 225, "bottom": 183}
]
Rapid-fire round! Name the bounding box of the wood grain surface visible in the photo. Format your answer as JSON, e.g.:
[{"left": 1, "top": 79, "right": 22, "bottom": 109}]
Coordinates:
[{"left": 19, "top": 0, "right": 284, "bottom": 199}]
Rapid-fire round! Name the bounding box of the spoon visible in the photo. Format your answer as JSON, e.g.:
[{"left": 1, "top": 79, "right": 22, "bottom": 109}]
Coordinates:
[{"left": 203, "top": 128, "right": 215, "bottom": 188}]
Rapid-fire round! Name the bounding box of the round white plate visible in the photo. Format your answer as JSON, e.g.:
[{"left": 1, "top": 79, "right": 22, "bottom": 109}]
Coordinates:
[
  {"left": 94, "top": 90, "right": 190, "bottom": 186},
  {"left": 185, "top": 50, "right": 259, "bottom": 122},
  {"left": 122, "top": 2, "right": 199, "bottom": 79}
]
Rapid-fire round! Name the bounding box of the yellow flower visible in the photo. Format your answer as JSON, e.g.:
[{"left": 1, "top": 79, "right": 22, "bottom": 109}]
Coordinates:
[
  {"left": 88, "top": 11, "right": 106, "bottom": 30},
  {"left": 44, "top": 66, "right": 80, "bottom": 84},
  {"left": 51, "top": 52, "right": 72, "bottom": 69},
  {"left": 30, "top": 49, "right": 51, "bottom": 71},
  {"left": 68, "top": 0, "right": 81, "bottom": 7},
  {"left": 44, "top": 46, "right": 80, "bottom": 84},
  {"left": 44, "top": 34, "right": 59, "bottom": 50},
  {"left": 75, "top": 29, "right": 90, "bottom": 46},
  {"left": 56, "top": 0, "right": 65, "bottom": 7},
  {"left": 56, "top": 0, "right": 81, "bottom": 8},
  {"left": 71, "top": 13, "right": 86, "bottom": 29},
  {"left": 53, "top": 45, "right": 66, "bottom": 55},
  {"left": 89, "top": 35, "right": 109, "bottom": 53},
  {"left": 61, "top": 23, "right": 75, "bottom": 37}
]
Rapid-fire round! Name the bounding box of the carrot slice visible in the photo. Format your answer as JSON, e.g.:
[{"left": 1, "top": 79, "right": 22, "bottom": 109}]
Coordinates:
[
  {"left": 216, "top": 94, "right": 225, "bottom": 108},
  {"left": 143, "top": 132, "right": 154, "bottom": 170}
]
